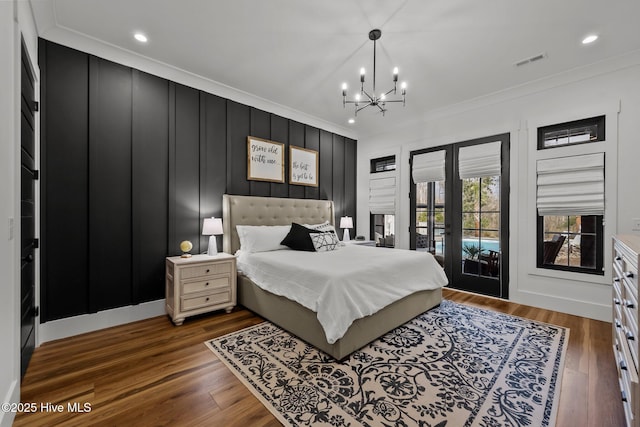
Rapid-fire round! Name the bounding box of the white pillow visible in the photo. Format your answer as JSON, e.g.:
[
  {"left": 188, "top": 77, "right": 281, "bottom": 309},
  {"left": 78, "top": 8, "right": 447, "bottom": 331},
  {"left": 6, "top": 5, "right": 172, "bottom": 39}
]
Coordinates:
[
  {"left": 305, "top": 221, "right": 337, "bottom": 233},
  {"left": 236, "top": 225, "right": 291, "bottom": 253}
]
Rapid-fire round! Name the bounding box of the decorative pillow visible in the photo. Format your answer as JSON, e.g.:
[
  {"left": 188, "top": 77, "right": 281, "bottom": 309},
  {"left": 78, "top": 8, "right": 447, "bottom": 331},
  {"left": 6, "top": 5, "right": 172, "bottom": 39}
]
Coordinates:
[
  {"left": 280, "top": 223, "right": 320, "bottom": 251},
  {"left": 305, "top": 221, "right": 337, "bottom": 234},
  {"left": 310, "top": 231, "right": 341, "bottom": 252},
  {"left": 236, "top": 225, "right": 291, "bottom": 253}
]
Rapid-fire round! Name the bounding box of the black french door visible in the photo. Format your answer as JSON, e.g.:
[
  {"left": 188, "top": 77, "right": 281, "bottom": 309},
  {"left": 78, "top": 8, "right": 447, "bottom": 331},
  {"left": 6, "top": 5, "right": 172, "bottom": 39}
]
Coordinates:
[
  {"left": 410, "top": 134, "right": 510, "bottom": 298},
  {"left": 20, "top": 38, "right": 38, "bottom": 378}
]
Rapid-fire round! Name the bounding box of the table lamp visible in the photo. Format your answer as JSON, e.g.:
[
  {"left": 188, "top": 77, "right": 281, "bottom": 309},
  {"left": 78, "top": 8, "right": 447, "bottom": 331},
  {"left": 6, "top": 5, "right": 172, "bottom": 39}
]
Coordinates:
[
  {"left": 340, "top": 216, "right": 353, "bottom": 241},
  {"left": 202, "top": 217, "right": 223, "bottom": 255}
]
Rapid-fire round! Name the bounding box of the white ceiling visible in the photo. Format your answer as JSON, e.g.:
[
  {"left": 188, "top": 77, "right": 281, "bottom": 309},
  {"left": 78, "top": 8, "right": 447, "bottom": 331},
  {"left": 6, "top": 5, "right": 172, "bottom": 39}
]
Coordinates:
[{"left": 31, "top": 0, "right": 640, "bottom": 139}]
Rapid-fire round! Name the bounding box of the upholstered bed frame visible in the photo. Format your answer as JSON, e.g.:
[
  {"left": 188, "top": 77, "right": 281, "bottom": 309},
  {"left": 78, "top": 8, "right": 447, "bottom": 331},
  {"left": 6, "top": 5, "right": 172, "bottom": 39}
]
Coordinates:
[{"left": 222, "top": 194, "right": 442, "bottom": 360}]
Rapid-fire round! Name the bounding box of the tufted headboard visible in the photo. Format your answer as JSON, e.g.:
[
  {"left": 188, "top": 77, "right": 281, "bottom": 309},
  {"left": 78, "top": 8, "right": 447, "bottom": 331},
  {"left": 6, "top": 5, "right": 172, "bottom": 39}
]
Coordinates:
[{"left": 222, "top": 194, "right": 335, "bottom": 254}]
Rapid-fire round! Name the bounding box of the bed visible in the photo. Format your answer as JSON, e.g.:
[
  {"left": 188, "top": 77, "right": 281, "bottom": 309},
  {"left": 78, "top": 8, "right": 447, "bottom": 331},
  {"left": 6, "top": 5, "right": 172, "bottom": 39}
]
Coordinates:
[{"left": 222, "top": 194, "right": 445, "bottom": 360}]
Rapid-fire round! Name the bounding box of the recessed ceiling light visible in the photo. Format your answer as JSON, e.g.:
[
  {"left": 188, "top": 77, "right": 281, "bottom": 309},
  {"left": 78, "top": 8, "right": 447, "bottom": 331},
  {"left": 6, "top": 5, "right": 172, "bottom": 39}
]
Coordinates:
[
  {"left": 348, "top": 118, "right": 355, "bottom": 124},
  {"left": 582, "top": 34, "right": 598, "bottom": 45},
  {"left": 134, "top": 33, "right": 148, "bottom": 43}
]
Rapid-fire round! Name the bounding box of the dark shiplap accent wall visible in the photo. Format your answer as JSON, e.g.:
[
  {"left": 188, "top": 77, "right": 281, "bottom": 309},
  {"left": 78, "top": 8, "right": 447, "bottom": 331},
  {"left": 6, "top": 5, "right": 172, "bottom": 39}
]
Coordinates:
[{"left": 39, "top": 39, "right": 357, "bottom": 322}]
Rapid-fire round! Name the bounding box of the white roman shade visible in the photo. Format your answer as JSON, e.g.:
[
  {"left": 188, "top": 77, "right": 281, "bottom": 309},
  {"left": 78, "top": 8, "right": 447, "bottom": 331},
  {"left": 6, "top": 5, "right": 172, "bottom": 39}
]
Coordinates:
[
  {"left": 412, "top": 150, "right": 446, "bottom": 183},
  {"left": 536, "top": 152, "right": 605, "bottom": 216},
  {"left": 458, "top": 141, "right": 502, "bottom": 179},
  {"left": 369, "top": 171, "right": 396, "bottom": 215}
]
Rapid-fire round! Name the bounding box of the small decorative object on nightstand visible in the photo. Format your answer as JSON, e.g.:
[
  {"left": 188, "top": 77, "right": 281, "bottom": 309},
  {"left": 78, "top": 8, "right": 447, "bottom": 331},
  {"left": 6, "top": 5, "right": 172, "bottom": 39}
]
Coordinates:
[
  {"left": 179, "top": 240, "right": 193, "bottom": 258},
  {"left": 165, "top": 253, "right": 237, "bottom": 325},
  {"left": 340, "top": 216, "right": 353, "bottom": 241}
]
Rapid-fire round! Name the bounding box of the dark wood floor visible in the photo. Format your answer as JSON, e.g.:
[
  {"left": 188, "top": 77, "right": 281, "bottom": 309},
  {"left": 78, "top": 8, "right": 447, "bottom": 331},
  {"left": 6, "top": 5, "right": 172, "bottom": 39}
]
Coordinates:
[{"left": 15, "top": 288, "right": 625, "bottom": 426}]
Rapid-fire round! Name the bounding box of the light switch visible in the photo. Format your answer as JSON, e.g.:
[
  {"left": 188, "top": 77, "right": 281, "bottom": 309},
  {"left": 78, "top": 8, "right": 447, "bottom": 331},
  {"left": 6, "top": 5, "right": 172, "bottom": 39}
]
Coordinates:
[
  {"left": 8, "top": 217, "right": 14, "bottom": 240},
  {"left": 633, "top": 218, "right": 640, "bottom": 232}
]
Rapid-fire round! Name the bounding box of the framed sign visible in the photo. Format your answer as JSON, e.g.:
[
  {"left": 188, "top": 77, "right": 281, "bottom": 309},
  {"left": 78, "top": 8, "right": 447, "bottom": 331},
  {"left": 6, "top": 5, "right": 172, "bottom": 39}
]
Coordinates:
[
  {"left": 247, "top": 136, "right": 285, "bottom": 183},
  {"left": 290, "top": 146, "right": 318, "bottom": 187}
]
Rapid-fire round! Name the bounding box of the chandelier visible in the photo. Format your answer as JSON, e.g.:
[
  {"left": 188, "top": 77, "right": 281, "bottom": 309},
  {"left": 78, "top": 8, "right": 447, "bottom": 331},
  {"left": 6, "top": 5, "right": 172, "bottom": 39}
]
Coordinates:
[{"left": 342, "top": 29, "right": 407, "bottom": 116}]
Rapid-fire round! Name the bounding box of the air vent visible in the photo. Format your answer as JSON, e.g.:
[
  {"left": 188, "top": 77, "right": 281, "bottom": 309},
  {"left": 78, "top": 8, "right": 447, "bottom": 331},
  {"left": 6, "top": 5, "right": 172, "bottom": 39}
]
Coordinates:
[{"left": 514, "top": 52, "right": 547, "bottom": 67}]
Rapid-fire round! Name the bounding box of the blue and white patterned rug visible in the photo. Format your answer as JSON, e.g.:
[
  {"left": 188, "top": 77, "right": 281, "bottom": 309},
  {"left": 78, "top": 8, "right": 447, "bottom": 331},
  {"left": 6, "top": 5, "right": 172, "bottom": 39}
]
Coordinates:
[{"left": 205, "top": 300, "right": 568, "bottom": 427}]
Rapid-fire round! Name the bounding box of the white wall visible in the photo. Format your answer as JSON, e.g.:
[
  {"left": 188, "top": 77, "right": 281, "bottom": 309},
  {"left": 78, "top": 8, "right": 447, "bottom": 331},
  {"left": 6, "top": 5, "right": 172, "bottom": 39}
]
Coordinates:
[
  {"left": 0, "top": 1, "right": 39, "bottom": 425},
  {"left": 357, "top": 53, "right": 640, "bottom": 322},
  {"left": 0, "top": 3, "right": 19, "bottom": 425}
]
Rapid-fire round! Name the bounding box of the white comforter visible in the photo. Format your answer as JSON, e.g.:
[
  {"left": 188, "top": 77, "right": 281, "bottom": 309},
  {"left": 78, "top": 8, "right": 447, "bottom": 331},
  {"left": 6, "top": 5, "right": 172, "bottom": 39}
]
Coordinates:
[{"left": 236, "top": 245, "right": 448, "bottom": 344}]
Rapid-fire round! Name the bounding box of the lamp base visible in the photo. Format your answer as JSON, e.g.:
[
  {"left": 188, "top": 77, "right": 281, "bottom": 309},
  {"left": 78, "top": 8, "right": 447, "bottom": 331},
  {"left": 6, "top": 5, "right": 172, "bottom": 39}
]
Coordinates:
[
  {"left": 207, "top": 235, "right": 218, "bottom": 256},
  {"left": 343, "top": 229, "right": 351, "bottom": 242}
]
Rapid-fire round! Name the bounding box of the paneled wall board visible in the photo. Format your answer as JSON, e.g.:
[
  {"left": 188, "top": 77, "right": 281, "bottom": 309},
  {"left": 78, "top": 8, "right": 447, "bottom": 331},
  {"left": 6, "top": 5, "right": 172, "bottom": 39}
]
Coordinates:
[
  {"left": 39, "top": 39, "right": 357, "bottom": 321},
  {"left": 88, "top": 57, "right": 133, "bottom": 312}
]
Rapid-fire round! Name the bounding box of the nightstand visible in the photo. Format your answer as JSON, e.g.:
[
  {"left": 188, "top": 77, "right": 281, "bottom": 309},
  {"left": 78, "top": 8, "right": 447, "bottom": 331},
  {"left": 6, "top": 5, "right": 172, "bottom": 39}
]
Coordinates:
[
  {"left": 344, "top": 239, "right": 376, "bottom": 247},
  {"left": 165, "top": 253, "right": 237, "bottom": 325}
]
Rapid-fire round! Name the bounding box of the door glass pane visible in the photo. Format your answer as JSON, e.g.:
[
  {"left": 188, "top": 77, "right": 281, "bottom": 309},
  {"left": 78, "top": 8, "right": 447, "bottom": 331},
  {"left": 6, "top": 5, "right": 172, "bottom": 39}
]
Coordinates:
[
  {"left": 461, "top": 176, "right": 500, "bottom": 279},
  {"left": 416, "top": 181, "right": 445, "bottom": 258}
]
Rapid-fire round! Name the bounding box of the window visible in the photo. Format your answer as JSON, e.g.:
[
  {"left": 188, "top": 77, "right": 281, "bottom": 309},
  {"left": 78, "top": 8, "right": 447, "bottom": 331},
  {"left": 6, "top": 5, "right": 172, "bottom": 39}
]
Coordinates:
[
  {"left": 372, "top": 214, "right": 395, "bottom": 247},
  {"left": 370, "top": 155, "right": 396, "bottom": 247},
  {"left": 536, "top": 116, "right": 605, "bottom": 275},
  {"left": 538, "top": 115, "right": 604, "bottom": 149},
  {"left": 370, "top": 155, "right": 396, "bottom": 173},
  {"left": 537, "top": 215, "right": 603, "bottom": 273},
  {"left": 415, "top": 181, "right": 445, "bottom": 255}
]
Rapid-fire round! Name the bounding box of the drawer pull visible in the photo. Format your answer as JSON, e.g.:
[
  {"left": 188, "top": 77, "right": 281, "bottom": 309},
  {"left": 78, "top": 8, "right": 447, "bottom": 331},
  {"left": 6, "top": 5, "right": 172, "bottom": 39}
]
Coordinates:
[
  {"left": 625, "top": 272, "right": 635, "bottom": 278},
  {"left": 205, "top": 282, "right": 209, "bottom": 286},
  {"left": 205, "top": 297, "right": 210, "bottom": 302},
  {"left": 206, "top": 269, "right": 211, "bottom": 273},
  {"left": 625, "top": 300, "right": 635, "bottom": 309},
  {"left": 622, "top": 390, "right": 628, "bottom": 402},
  {"left": 614, "top": 298, "right": 621, "bottom": 305},
  {"left": 620, "top": 359, "right": 628, "bottom": 371},
  {"left": 614, "top": 278, "right": 620, "bottom": 282},
  {"left": 626, "top": 331, "right": 635, "bottom": 341},
  {"left": 616, "top": 256, "right": 622, "bottom": 261},
  {"left": 616, "top": 320, "right": 622, "bottom": 328}
]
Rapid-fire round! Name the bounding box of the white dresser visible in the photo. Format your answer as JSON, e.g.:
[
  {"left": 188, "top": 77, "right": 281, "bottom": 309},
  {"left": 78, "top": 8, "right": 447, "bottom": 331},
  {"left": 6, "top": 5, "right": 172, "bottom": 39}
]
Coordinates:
[
  {"left": 165, "top": 253, "right": 237, "bottom": 325},
  {"left": 613, "top": 235, "right": 640, "bottom": 427}
]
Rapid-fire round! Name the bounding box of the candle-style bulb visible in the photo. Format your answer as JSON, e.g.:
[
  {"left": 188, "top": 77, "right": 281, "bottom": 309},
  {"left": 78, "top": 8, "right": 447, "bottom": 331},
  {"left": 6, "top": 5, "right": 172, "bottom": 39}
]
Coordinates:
[
  {"left": 393, "top": 67, "right": 398, "bottom": 82},
  {"left": 360, "top": 67, "right": 365, "bottom": 83}
]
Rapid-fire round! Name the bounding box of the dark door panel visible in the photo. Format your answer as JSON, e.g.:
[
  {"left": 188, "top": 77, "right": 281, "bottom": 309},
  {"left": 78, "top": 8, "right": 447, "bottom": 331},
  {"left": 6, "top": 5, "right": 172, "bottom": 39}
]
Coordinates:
[{"left": 20, "top": 38, "right": 37, "bottom": 378}]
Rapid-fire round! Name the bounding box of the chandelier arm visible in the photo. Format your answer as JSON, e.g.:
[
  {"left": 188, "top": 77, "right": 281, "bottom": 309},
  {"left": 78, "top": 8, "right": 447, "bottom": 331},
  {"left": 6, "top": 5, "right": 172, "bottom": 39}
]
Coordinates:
[
  {"left": 355, "top": 103, "right": 371, "bottom": 114},
  {"left": 382, "top": 99, "right": 405, "bottom": 103},
  {"left": 360, "top": 89, "right": 375, "bottom": 103},
  {"left": 383, "top": 87, "right": 397, "bottom": 97}
]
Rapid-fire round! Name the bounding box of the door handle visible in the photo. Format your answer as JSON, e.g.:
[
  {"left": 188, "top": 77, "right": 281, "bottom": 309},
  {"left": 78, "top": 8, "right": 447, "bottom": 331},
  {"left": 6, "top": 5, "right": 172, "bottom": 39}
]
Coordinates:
[{"left": 23, "top": 253, "right": 34, "bottom": 263}]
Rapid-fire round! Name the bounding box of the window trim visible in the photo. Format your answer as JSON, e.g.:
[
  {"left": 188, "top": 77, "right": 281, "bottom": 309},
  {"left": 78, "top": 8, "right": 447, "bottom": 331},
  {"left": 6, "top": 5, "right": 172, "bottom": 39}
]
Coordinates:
[{"left": 530, "top": 112, "right": 617, "bottom": 283}]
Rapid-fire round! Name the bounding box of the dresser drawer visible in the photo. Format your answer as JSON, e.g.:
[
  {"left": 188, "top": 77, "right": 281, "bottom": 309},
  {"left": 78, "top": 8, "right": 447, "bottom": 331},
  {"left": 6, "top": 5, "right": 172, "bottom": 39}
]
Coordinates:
[
  {"left": 181, "top": 290, "right": 231, "bottom": 311},
  {"left": 181, "top": 261, "right": 232, "bottom": 280},
  {"left": 182, "top": 275, "right": 230, "bottom": 295}
]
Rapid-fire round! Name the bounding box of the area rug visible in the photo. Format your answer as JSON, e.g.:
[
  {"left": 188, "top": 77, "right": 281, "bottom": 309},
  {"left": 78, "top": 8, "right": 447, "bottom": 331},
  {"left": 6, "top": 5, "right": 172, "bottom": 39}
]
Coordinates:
[{"left": 205, "top": 300, "right": 568, "bottom": 427}]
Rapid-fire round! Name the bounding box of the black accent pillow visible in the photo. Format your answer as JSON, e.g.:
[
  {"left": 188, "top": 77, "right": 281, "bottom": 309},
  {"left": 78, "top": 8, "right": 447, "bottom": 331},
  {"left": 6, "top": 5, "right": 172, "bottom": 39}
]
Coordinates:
[{"left": 281, "top": 223, "right": 320, "bottom": 251}]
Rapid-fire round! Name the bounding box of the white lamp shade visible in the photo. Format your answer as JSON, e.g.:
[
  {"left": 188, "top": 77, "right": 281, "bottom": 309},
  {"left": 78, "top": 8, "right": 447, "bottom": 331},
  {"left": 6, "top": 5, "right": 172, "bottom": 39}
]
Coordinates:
[
  {"left": 340, "top": 216, "right": 353, "bottom": 229},
  {"left": 202, "top": 217, "right": 223, "bottom": 235}
]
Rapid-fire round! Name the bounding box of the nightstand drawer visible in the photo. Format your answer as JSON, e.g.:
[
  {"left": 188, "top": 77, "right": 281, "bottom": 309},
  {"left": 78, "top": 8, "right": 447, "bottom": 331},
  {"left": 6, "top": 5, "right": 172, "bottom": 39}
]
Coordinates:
[
  {"left": 183, "top": 275, "right": 230, "bottom": 295},
  {"left": 181, "top": 262, "right": 232, "bottom": 279},
  {"left": 181, "top": 291, "right": 231, "bottom": 311}
]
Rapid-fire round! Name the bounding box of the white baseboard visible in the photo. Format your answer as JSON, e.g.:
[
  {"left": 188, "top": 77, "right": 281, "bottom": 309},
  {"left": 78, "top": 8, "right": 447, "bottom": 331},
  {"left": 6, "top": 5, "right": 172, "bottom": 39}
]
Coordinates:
[
  {"left": 511, "top": 289, "right": 611, "bottom": 323},
  {"left": 38, "top": 299, "right": 166, "bottom": 344},
  {"left": 0, "top": 379, "right": 18, "bottom": 427}
]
